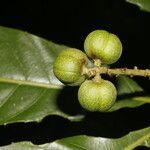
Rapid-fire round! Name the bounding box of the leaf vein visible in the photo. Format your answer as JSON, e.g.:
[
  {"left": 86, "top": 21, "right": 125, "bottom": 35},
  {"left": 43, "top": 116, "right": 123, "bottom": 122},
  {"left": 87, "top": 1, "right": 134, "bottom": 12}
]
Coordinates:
[
  {"left": 12, "top": 49, "right": 28, "bottom": 80},
  {"left": 29, "top": 35, "right": 52, "bottom": 83},
  {"left": 0, "top": 85, "right": 19, "bottom": 108},
  {"left": 67, "top": 142, "right": 87, "bottom": 150},
  {"left": 5, "top": 89, "right": 47, "bottom": 122},
  {"left": 124, "top": 132, "right": 150, "bottom": 150}
]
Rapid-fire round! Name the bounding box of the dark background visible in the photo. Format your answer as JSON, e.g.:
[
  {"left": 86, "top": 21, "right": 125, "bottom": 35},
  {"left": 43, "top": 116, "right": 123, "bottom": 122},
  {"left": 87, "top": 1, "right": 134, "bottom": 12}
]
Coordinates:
[{"left": 0, "top": 0, "right": 149, "bottom": 149}]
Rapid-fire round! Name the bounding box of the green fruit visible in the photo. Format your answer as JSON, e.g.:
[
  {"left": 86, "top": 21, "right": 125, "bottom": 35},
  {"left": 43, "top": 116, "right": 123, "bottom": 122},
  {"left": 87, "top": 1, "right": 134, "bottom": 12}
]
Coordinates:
[
  {"left": 78, "top": 79, "right": 117, "bottom": 112},
  {"left": 53, "top": 48, "right": 88, "bottom": 86},
  {"left": 84, "top": 30, "right": 122, "bottom": 64}
]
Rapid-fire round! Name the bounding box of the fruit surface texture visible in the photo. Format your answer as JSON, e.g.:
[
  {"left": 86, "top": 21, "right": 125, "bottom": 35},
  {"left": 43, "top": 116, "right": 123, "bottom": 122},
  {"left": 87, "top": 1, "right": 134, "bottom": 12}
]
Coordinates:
[
  {"left": 53, "top": 48, "right": 88, "bottom": 86},
  {"left": 78, "top": 80, "right": 117, "bottom": 111},
  {"left": 84, "top": 30, "right": 122, "bottom": 64}
]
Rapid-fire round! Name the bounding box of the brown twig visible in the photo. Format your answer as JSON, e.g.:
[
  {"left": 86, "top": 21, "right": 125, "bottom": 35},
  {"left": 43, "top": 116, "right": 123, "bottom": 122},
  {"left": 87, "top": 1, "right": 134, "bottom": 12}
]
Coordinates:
[{"left": 83, "top": 66, "right": 150, "bottom": 78}]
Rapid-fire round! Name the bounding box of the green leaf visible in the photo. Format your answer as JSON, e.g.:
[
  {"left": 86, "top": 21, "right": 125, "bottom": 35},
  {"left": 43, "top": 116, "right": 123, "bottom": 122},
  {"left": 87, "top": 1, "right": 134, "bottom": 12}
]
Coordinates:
[
  {"left": 126, "top": 0, "right": 150, "bottom": 12},
  {"left": 0, "top": 127, "right": 150, "bottom": 150},
  {"left": 0, "top": 26, "right": 84, "bottom": 125},
  {"left": 109, "top": 96, "right": 150, "bottom": 112},
  {"left": 108, "top": 76, "right": 150, "bottom": 112},
  {"left": 117, "top": 76, "right": 143, "bottom": 95}
]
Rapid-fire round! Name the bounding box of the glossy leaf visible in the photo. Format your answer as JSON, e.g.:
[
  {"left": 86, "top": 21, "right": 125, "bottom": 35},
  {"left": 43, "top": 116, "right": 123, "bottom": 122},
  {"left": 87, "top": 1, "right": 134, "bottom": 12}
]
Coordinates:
[
  {"left": 126, "top": 0, "right": 150, "bottom": 12},
  {"left": 117, "top": 76, "right": 143, "bottom": 95},
  {"left": 0, "top": 26, "right": 83, "bottom": 125},
  {"left": 0, "top": 127, "right": 149, "bottom": 150},
  {"left": 109, "top": 96, "right": 150, "bottom": 112},
  {"left": 0, "top": 26, "right": 149, "bottom": 125},
  {"left": 109, "top": 76, "right": 150, "bottom": 112}
]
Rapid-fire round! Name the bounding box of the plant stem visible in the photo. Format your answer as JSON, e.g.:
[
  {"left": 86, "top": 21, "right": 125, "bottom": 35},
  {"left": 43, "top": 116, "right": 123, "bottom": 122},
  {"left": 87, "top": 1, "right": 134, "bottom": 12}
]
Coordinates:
[{"left": 85, "top": 66, "right": 150, "bottom": 77}]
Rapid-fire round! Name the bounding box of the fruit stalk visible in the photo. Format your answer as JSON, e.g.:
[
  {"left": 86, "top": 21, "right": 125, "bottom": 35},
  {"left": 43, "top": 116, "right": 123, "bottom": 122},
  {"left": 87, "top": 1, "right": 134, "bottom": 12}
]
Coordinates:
[{"left": 84, "top": 66, "right": 150, "bottom": 77}]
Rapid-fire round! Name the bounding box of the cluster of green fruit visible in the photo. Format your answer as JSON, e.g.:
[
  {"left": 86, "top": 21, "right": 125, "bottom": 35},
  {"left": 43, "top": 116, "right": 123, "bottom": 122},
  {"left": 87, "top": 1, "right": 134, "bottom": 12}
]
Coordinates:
[{"left": 53, "top": 30, "right": 122, "bottom": 112}]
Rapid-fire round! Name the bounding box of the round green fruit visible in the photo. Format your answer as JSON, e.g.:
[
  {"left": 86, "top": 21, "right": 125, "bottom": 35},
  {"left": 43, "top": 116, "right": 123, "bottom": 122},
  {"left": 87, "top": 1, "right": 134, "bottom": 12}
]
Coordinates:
[
  {"left": 84, "top": 30, "right": 122, "bottom": 64},
  {"left": 78, "top": 79, "right": 117, "bottom": 112},
  {"left": 53, "top": 48, "right": 88, "bottom": 86}
]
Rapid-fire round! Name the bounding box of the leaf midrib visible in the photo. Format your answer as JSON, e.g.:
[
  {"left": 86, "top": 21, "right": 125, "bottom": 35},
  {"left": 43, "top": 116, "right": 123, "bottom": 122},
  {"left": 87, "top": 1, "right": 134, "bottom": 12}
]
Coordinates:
[
  {"left": 124, "top": 132, "right": 150, "bottom": 150},
  {"left": 0, "top": 77, "right": 62, "bottom": 89}
]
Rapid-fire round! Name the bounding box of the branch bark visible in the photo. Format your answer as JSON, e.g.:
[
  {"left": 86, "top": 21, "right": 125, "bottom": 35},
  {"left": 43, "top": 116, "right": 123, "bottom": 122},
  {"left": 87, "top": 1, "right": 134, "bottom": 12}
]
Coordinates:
[{"left": 84, "top": 66, "right": 150, "bottom": 78}]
